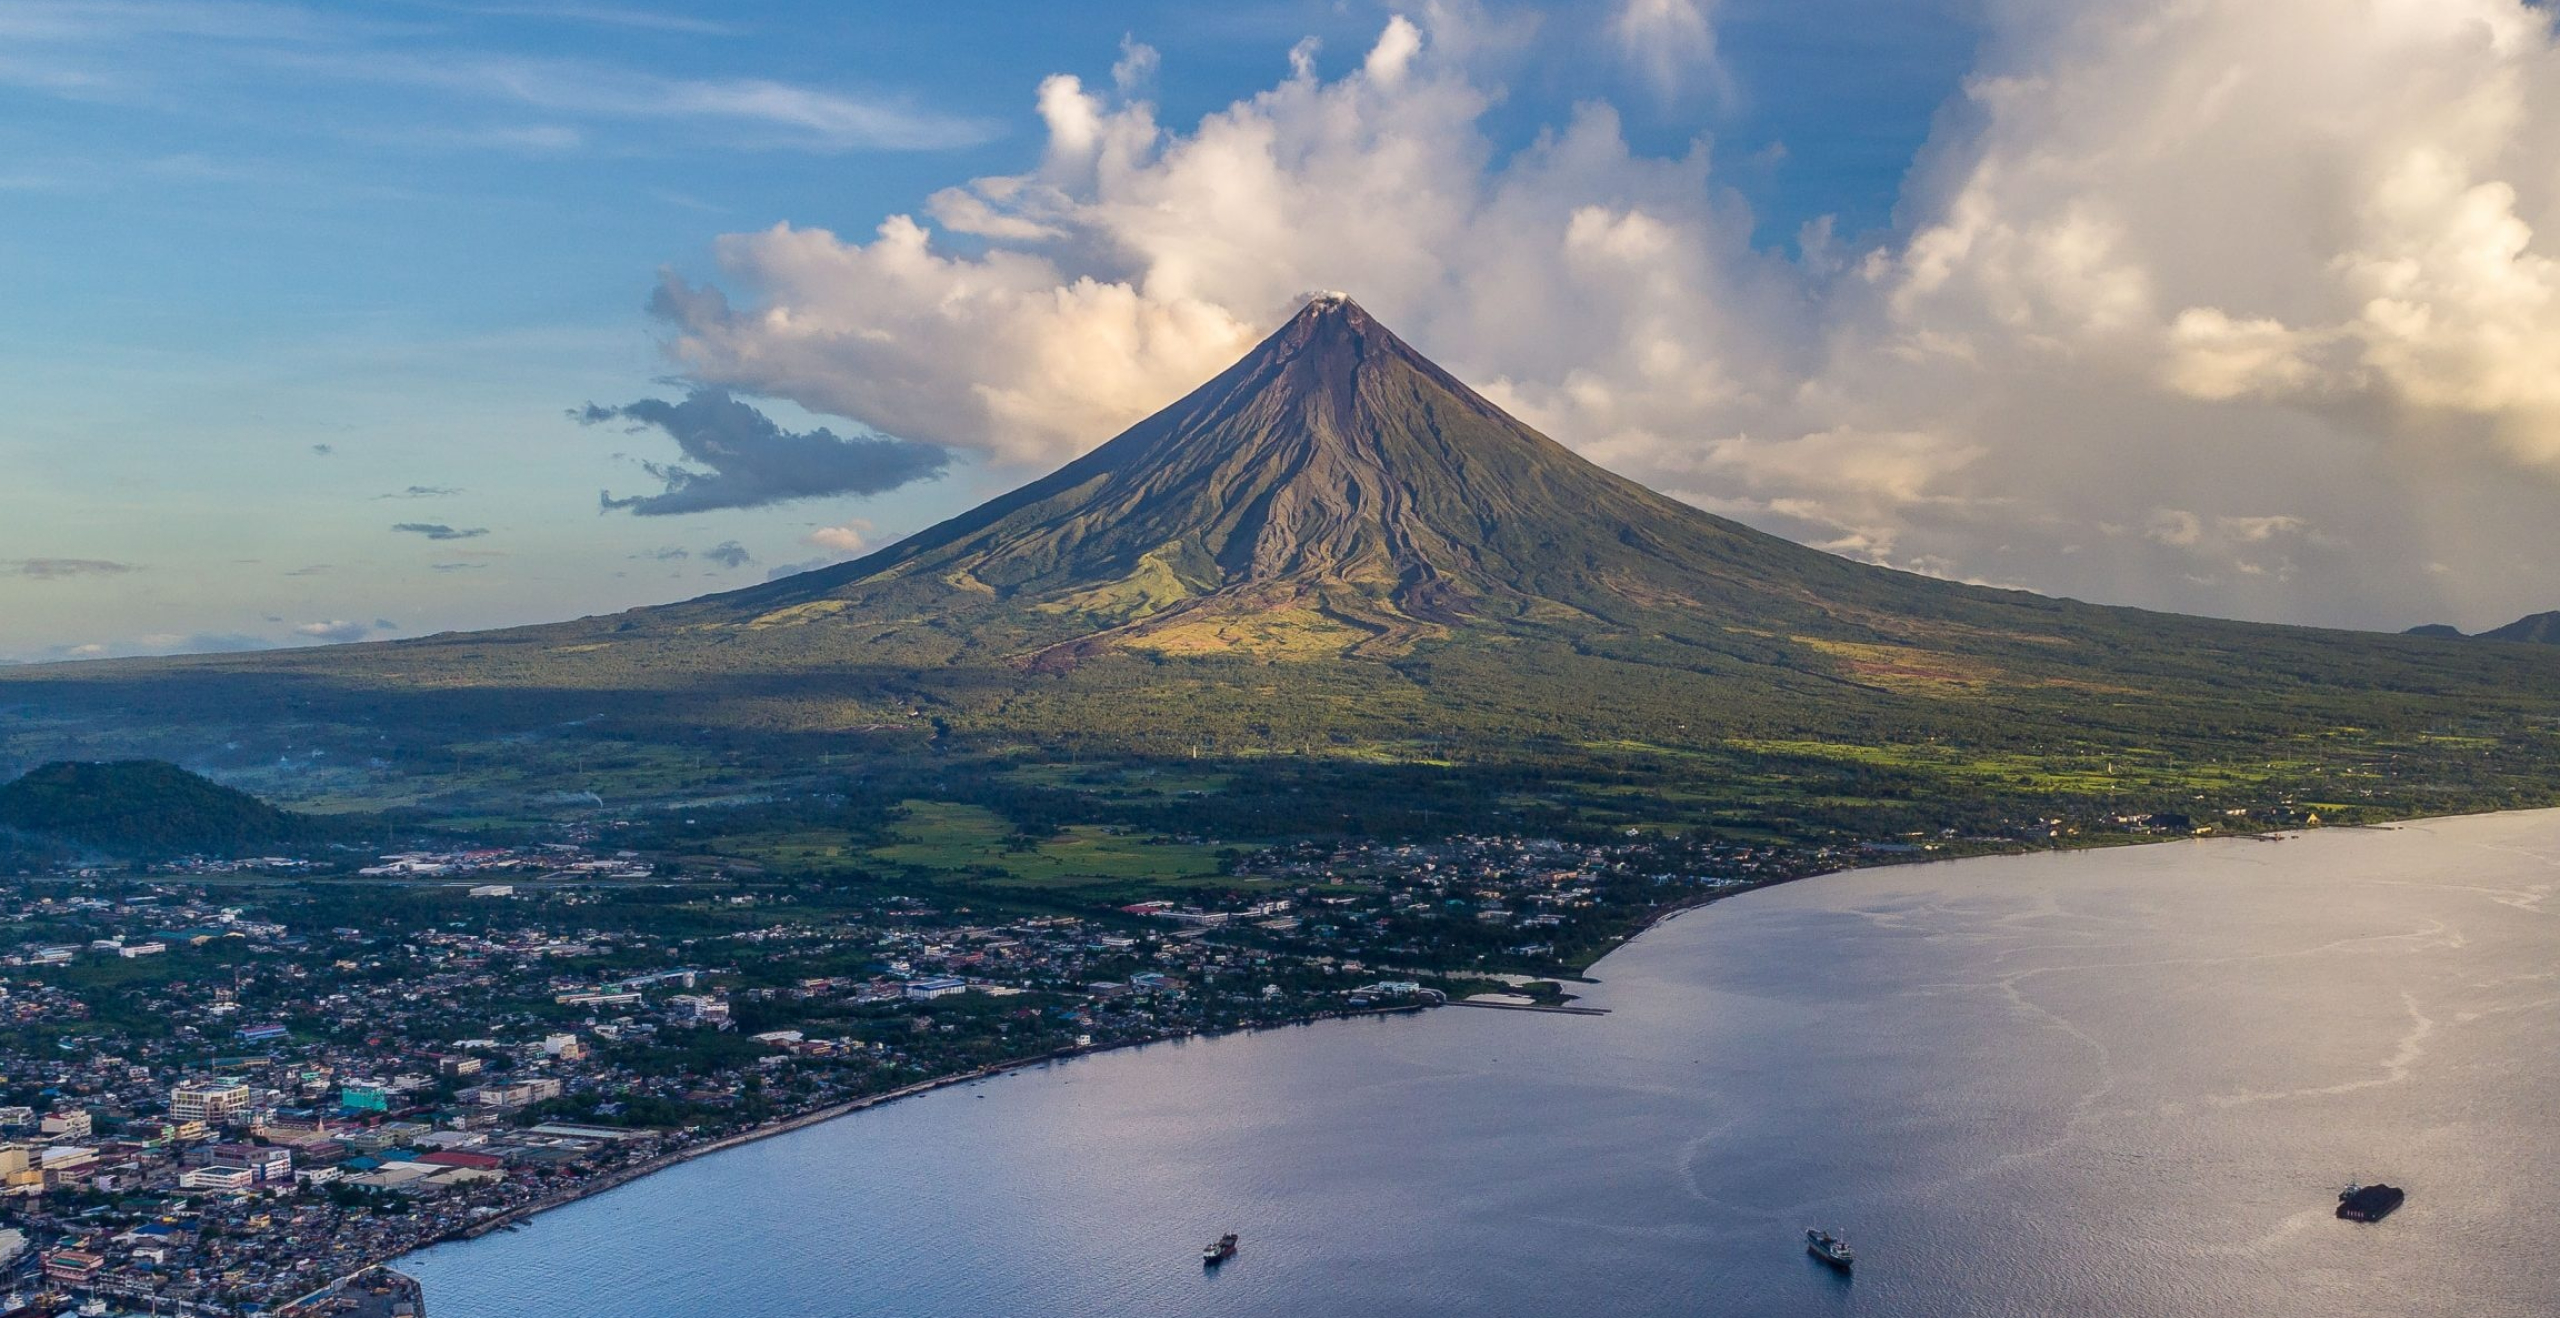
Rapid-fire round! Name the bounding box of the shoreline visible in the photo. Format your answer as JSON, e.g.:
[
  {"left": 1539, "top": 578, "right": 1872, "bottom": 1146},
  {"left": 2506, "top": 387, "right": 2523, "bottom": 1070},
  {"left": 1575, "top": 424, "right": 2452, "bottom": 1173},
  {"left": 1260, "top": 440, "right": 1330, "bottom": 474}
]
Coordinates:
[
  {"left": 406, "top": 1000, "right": 1436, "bottom": 1254},
  {"left": 393, "top": 806, "right": 2538, "bottom": 1281},
  {"left": 395, "top": 826, "right": 2295, "bottom": 1255}
]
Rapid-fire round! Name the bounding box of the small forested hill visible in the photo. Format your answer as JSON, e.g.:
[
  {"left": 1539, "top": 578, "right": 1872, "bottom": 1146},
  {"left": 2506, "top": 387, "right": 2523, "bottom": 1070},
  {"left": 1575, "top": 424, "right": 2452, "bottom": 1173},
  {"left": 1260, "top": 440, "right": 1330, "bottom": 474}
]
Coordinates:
[
  {"left": 0, "top": 760, "right": 306, "bottom": 855},
  {"left": 5, "top": 296, "right": 2560, "bottom": 836}
]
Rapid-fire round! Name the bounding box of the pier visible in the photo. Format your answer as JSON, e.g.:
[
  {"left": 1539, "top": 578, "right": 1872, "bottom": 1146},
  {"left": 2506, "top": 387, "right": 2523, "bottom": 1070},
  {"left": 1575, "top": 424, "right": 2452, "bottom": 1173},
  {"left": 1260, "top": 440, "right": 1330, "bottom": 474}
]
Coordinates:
[
  {"left": 276, "top": 1264, "right": 425, "bottom": 1317},
  {"left": 1447, "top": 998, "right": 1611, "bottom": 1016}
]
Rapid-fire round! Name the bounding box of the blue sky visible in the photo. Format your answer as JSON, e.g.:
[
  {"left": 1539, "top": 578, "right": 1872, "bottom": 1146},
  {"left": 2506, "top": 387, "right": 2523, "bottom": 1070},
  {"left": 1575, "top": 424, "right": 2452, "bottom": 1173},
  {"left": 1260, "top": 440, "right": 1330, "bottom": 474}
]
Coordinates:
[
  {"left": 9, "top": 0, "right": 2560, "bottom": 658},
  {"left": 0, "top": 0, "right": 1976, "bottom": 659}
]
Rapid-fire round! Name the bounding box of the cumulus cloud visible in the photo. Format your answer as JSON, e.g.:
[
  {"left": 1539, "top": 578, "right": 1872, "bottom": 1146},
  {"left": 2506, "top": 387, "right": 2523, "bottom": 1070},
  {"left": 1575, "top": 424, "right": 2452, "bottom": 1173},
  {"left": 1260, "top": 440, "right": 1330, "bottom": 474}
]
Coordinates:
[
  {"left": 757, "top": 519, "right": 878, "bottom": 582},
  {"left": 6, "top": 558, "right": 137, "bottom": 579},
  {"left": 1871, "top": 0, "right": 2560, "bottom": 457},
  {"left": 579, "top": 387, "right": 950, "bottom": 515},
  {"left": 1610, "top": 0, "right": 1723, "bottom": 100},
  {"left": 809, "top": 518, "right": 875, "bottom": 554},
  {"left": 701, "top": 540, "right": 754, "bottom": 569},
  {"left": 641, "top": 2, "right": 2560, "bottom": 630},
  {"left": 653, "top": 14, "right": 1795, "bottom": 473},
  {"left": 392, "top": 522, "right": 489, "bottom": 540},
  {"left": 292, "top": 619, "right": 399, "bottom": 644}
]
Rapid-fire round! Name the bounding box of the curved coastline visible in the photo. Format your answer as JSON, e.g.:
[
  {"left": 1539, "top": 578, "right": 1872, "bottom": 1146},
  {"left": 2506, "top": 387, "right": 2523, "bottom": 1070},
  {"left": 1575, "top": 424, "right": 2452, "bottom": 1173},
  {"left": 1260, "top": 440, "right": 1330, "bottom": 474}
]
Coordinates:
[
  {"left": 396, "top": 804, "right": 2560, "bottom": 1317},
  {"left": 405, "top": 823, "right": 2304, "bottom": 1251},
  {"left": 406, "top": 1000, "right": 1439, "bottom": 1250},
  {"left": 397, "top": 807, "right": 2533, "bottom": 1286}
]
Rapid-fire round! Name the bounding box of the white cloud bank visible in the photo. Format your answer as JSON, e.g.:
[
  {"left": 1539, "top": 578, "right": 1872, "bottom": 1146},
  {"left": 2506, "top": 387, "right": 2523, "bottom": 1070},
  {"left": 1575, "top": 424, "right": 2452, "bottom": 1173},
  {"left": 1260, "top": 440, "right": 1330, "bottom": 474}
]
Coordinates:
[{"left": 653, "top": 0, "right": 2560, "bottom": 630}]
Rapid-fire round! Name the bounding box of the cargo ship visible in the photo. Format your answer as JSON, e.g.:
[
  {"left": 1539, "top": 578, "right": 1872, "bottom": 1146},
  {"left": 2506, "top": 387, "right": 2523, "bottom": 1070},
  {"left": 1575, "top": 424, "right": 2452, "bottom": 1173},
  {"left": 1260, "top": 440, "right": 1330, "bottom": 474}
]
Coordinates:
[
  {"left": 1805, "top": 1229, "right": 1854, "bottom": 1271},
  {"left": 2336, "top": 1181, "right": 2404, "bottom": 1222},
  {"left": 1203, "top": 1233, "right": 1239, "bottom": 1265}
]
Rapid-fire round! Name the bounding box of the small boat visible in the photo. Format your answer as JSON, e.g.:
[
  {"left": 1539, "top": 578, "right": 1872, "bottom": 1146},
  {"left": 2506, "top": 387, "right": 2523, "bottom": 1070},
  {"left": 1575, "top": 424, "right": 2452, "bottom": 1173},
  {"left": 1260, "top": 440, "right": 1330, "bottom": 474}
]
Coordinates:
[
  {"left": 1203, "top": 1232, "right": 1239, "bottom": 1265},
  {"left": 1806, "top": 1228, "right": 1854, "bottom": 1271},
  {"left": 2337, "top": 1180, "right": 2405, "bottom": 1222}
]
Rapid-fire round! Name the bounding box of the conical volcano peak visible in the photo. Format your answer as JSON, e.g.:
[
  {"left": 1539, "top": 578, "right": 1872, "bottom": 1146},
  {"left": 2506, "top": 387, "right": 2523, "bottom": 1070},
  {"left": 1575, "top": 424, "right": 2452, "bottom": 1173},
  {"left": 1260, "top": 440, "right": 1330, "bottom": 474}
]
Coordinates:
[
  {"left": 729, "top": 286, "right": 1807, "bottom": 665},
  {"left": 1226, "top": 291, "right": 1486, "bottom": 434},
  {"left": 1267, "top": 290, "right": 1398, "bottom": 359}
]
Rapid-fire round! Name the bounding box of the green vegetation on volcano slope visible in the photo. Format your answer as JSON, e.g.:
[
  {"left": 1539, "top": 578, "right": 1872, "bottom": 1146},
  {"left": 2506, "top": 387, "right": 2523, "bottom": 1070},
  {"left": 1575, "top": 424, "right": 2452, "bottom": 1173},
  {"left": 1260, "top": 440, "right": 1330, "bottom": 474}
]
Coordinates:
[
  {"left": 8, "top": 605, "right": 2560, "bottom": 852},
  {"left": 692, "top": 799, "right": 1249, "bottom": 900},
  {"left": 866, "top": 801, "right": 1238, "bottom": 887},
  {"left": 7, "top": 297, "right": 2560, "bottom": 844}
]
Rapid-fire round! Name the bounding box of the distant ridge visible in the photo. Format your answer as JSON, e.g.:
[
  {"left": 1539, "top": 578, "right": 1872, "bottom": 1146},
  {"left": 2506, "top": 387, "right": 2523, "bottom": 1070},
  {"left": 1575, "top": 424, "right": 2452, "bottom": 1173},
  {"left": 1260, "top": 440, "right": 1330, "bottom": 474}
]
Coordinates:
[
  {"left": 2480, "top": 611, "right": 2560, "bottom": 645},
  {"left": 2402, "top": 612, "right": 2560, "bottom": 645}
]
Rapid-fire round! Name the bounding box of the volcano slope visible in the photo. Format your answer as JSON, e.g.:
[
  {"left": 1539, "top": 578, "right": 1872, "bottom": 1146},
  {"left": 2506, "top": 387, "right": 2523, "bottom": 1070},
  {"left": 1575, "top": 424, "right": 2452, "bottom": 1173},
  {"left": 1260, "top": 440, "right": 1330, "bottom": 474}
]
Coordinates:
[{"left": 8, "top": 295, "right": 2560, "bottom": 839}]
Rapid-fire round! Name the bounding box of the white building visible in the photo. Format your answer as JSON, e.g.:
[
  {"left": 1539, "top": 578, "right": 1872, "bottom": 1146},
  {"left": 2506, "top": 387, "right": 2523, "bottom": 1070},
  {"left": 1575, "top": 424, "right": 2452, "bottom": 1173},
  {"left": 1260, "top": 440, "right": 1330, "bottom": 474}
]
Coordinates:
[
  {"left": 170, "top": 1079, "right": 254, "bottom": 1125},
  {"left": 667, "top": 994, "right": 731, "bottom": 1025},
  {"left": 181, "top": 1165, "right": 256, "bottom": 1192}
]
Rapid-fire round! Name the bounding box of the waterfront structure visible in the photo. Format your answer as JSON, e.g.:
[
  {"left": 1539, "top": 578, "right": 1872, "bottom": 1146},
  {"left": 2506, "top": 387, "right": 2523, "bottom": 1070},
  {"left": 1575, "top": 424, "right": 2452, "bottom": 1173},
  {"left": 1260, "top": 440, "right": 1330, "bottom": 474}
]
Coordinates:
[{"left": 43, "top": 1247, "right": 106, "bottom": 1284}]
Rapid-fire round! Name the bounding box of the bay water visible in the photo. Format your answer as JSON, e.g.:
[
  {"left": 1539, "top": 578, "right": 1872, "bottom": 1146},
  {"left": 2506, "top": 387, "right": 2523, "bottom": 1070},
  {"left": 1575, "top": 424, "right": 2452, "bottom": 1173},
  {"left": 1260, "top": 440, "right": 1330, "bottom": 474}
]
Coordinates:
[{"left": 403, "top": 811, "right": 2560, "bottom": 1315}]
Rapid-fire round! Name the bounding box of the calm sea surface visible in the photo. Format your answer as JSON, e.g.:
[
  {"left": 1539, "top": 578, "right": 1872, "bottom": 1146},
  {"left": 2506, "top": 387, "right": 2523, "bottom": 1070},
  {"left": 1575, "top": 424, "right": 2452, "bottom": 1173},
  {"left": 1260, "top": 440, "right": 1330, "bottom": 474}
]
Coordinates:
[{"left": 402, "top": 812, "right": 2560, "bottom": 1316}]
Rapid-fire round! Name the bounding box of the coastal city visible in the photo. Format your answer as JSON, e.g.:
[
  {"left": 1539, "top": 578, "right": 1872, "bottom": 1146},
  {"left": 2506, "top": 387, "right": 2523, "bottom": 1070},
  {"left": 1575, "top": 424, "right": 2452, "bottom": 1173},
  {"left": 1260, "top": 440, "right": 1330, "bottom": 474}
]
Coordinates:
[
  {"left": 8, "top": 1, "right": 2558, "bottom": 1312},
  {"left": 0, "top": 820, "right": 1904, "bottom": 1314}
]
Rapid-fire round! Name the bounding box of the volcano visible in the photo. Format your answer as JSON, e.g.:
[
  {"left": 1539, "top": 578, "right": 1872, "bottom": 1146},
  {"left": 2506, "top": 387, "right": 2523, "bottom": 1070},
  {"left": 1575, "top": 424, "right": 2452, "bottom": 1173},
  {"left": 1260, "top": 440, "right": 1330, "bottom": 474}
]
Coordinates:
[
  {"left": 7, "top": 294, "right": 2558, "bottom": 833},
  {"left": 701, "top": 293, "right": 1966, "bottom": 667}
]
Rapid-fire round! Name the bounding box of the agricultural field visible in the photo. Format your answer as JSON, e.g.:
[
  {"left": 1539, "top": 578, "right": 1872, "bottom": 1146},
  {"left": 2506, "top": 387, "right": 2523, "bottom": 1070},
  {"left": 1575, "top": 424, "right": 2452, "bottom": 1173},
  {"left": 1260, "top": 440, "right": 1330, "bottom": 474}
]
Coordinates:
[
  {"left": 868, "top": 802, "right": 1247, "bottom": 891},
  {"left": 686, "top": 800, "right": 1256, "bottom": 899}
]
